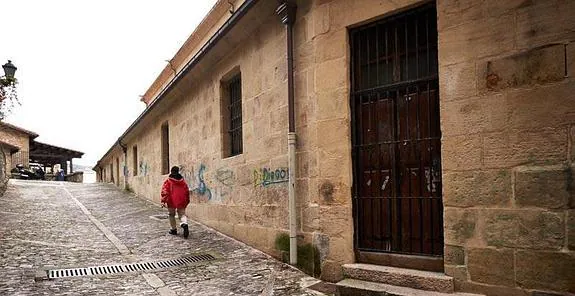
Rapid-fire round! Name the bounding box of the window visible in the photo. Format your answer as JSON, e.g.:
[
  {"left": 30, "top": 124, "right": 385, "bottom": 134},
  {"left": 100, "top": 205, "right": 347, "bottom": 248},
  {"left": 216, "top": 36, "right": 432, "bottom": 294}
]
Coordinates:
[
  {"left": 161, "top": 122, "right": 169, "bottom": 174},
  {"left": 222, "top": 74, "right": 242, "bottom": 157},
  {"left": 109, "top": 163, "right": 113, "bottom": 183},
  {"left": 132, "top": 146, "right": 138, "bottom": 176}
]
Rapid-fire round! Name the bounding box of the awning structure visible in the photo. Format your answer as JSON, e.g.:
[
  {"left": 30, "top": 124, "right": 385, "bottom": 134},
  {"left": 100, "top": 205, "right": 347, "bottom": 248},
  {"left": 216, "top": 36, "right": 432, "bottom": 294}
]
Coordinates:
[{"left": 29, "top": 141, "right": 83, "bottom": 173}]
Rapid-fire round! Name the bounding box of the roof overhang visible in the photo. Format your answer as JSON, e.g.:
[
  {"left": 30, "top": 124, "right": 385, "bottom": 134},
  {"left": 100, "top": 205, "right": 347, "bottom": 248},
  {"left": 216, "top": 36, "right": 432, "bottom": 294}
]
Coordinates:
[
  {"left": 29, "top": 141, "right": 84, "bottom": 165},
  {"left": 0, "top": 121, "right": 39, "bottom": 139},
  {"left": 95, "top": 0, "right": 273, "bottom": 169}
]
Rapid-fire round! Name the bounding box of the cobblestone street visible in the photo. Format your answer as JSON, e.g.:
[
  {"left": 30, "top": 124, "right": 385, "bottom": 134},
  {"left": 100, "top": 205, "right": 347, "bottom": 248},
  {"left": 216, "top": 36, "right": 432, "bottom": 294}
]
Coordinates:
[{"left": 0, "top": 180, "right": 327, "bottom": 296}]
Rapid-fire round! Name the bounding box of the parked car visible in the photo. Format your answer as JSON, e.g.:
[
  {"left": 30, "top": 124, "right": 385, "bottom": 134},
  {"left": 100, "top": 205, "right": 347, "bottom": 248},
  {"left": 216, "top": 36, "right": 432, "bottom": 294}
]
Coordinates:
[{"left": 11, "top": 164, "right": 45, "bottom": 180}]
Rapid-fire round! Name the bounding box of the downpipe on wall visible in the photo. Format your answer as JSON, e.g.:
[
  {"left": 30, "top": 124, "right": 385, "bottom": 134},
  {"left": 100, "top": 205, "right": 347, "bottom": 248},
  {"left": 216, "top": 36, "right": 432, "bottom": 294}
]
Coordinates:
[
  {"left": 277, "top": 0, "right": 298, "bottom": 265},
  {"left": 118, "top": 139, "right": 128, "bottom": 190}
]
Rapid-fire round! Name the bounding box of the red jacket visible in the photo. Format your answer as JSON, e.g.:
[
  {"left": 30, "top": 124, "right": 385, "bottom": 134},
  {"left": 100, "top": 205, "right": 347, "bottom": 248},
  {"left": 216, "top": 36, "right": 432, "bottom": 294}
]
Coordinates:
[{"left": 161, "top": 176, "right": 190, "bottom": 208}]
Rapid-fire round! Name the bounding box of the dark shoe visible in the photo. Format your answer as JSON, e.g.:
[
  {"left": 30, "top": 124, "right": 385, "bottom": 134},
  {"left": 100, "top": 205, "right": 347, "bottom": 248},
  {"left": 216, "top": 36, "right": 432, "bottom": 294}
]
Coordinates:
[
  {"left": 169, "top": 229, "right": 177, "bottom": 235},
  {"left": 182, "top": 224, "right": 189, "bottom": 238}
]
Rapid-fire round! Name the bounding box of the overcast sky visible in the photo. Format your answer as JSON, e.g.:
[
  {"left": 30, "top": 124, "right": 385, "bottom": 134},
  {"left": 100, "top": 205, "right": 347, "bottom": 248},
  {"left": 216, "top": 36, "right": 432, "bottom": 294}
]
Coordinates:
[{"left": 0, "top": 0, "right": 218, "bottom": 167}]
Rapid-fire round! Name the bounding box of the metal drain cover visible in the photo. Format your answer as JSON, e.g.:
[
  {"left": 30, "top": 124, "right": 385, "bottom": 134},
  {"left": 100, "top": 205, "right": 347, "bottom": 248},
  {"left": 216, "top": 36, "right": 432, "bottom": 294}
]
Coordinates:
[{"left": 44, "top": 254, "right": 215, "bottom": 279}]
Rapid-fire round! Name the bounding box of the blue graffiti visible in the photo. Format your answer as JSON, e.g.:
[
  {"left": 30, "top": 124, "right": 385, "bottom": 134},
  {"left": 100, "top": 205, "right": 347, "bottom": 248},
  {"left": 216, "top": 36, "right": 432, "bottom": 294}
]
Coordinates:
[
  {"left": 191, "top": 164, "right": 212, "bottom": 200},
  {"left": 139, "top": 161, "right": 148, "bottom": 176},
  {"left": 253, "top": 167, "right": 289, "bottom": 187}
]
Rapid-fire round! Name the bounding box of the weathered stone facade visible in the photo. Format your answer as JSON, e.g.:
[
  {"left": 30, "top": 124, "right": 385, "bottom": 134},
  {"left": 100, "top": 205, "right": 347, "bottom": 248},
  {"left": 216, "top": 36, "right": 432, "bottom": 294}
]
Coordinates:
[
  {"left": 0, "top": 122, "right": 36, "bottom": 167},
  {"left": 438, "top": 0, "right": 575, "bottom": 294},
  {"left": 95, "top": 0, "right": 575, "bottom": 295}
]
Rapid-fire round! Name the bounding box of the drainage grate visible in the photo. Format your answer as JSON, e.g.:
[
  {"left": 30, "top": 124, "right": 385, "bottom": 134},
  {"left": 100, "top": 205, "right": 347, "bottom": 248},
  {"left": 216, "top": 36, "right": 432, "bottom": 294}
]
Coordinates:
[{"left": 46, "top": 254, "right": 215, "bottom": 279}]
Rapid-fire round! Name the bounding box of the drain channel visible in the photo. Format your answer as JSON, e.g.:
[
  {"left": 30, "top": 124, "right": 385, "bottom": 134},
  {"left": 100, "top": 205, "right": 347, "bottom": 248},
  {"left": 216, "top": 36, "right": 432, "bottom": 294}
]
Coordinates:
[{"left": 46, "top": 254, "right": 215, "bottom": 279}]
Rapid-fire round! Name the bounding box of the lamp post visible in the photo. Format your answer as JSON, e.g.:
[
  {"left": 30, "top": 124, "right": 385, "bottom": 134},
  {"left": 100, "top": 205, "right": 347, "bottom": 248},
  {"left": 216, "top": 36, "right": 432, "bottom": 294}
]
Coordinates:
[
  {"left": 1, "top": 60, "right": 17, "bottom": 86},
  {"left": 0, "top": 60, "right": 18, "bottom": 119}
]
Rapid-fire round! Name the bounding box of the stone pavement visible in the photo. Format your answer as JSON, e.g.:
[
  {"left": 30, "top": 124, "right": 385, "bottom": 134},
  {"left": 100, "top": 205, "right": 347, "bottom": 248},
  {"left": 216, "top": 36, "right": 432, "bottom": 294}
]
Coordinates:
[{"left": 0, "top": 180, "right": 328, "bottom": 296}]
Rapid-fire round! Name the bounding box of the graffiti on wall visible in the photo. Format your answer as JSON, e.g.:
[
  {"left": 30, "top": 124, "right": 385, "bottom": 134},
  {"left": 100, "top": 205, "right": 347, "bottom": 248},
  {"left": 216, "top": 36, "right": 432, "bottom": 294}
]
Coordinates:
[
  {"left": 180, "top": 164, "right": 212, "bottom": 200},
  {"left": 179, "top": 164, "right": 235, "bottom": 202},
  {"left": 212, "top": 168, "right": 234, "bottom": 201},
  {"left": 253, "top": 167, "right": 289, "bottom": 187},
  {"left": 139, "top": 161, "right": 149, "bottom": 176}
]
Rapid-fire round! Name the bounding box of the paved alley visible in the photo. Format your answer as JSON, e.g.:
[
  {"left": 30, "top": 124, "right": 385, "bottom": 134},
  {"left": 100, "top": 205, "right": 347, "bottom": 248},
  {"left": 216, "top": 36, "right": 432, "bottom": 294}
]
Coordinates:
[{"left": 0, "top": 180, "right": 326, "bottom": 296}]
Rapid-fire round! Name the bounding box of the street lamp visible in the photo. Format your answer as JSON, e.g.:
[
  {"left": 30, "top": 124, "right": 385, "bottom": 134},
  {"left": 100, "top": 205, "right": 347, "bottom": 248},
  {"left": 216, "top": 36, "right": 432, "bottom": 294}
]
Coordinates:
[{"left": 2, "top": 60, "right": 17, "bottom": 80}]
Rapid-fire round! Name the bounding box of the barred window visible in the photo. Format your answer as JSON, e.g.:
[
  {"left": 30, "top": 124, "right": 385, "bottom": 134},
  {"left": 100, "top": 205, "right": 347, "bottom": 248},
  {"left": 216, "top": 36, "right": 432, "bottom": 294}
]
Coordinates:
[
  {"left": 132, "top": 146, "right": 138, "bottom": 176},
  {"left": 225, "top": 74, "right": 242, "bottom": 157},
  {"left": 161, "top": 122, "right": 169, "bottom": 175}
]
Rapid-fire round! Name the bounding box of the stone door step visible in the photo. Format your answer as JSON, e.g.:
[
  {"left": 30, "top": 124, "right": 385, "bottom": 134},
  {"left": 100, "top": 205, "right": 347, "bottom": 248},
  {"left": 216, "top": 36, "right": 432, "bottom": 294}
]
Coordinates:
[
  {"left": 336, "top": 279, "right": 484, "bottom": 296},
  {"left": 342, "top": 263, "right": 453, "bottom": 293}
]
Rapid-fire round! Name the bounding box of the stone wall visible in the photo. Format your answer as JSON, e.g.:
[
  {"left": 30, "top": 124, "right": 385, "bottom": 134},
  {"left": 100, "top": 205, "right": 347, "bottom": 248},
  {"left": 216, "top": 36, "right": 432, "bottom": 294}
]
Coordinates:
[
  {"left": 438, "top": 0, "right": 575, "bottom": 295},
  {"left": 0, "top": 147, "right": 8, "bottom": 196},
  {"left": 0, "top": 126, "right": 30, "bottom": 167},
  {"left": 97, "top": 0, "right": 575, "bottom": 294},
  {"left": 64, "top": 172, "right": 84, "bottom": 183}
]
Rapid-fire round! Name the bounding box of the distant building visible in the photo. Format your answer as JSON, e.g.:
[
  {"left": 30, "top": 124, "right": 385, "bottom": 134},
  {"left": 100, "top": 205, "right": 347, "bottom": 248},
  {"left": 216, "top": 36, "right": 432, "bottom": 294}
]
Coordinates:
[
  {"left": 94, "top": 1, "right": 575, "bottom": 295},
  {"left": 0, "top": 121, "right": 84, "bottom": 178}
]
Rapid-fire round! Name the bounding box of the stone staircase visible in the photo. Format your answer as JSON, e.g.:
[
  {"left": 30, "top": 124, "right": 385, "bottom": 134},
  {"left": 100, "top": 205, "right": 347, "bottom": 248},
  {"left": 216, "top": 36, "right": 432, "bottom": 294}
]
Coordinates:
[{"left": 336, "top": 264, "right": 483, "bottom": 296}]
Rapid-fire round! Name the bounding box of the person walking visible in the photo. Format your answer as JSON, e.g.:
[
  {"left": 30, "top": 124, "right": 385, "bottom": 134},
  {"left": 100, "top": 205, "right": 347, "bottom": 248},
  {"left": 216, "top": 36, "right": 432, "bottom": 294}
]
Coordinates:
[{"left": 161, "top": 166, "right": 190, "bottom": 238}]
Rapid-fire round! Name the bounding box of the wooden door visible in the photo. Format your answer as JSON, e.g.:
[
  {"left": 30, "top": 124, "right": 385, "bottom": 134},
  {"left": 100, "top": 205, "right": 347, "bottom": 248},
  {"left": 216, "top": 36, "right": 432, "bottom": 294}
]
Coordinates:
[{"left": 350, "top": 3, "right": 443, "bottom": 257}]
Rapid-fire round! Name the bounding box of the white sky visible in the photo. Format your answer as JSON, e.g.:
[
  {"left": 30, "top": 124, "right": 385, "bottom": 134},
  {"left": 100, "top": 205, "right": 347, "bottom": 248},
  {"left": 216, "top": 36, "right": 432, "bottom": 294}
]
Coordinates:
[{"left": 0, "top": 0, "right": 219, "bottom": 167}]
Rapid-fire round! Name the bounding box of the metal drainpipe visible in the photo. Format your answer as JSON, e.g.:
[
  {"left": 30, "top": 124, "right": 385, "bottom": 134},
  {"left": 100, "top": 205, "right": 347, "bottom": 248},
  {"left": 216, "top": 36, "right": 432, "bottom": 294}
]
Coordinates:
[
  {"left": 276, "top": 0, "right": 297, "bottom": 266},
  {"left": 117, "top": 139, "right": 128, "bottom": 190}
]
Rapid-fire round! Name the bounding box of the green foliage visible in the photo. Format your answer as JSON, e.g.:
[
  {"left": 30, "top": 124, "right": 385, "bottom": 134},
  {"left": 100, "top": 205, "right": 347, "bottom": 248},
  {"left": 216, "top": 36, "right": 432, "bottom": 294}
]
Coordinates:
[
  {"left": 275, "top": 232, "right": 290, "bottom": 252},
  {"left": 274, "top": 232, "right": 321, "bottom": 277},
  {"left": 0, "top": 78, "right": 19, "bottom": 120}
]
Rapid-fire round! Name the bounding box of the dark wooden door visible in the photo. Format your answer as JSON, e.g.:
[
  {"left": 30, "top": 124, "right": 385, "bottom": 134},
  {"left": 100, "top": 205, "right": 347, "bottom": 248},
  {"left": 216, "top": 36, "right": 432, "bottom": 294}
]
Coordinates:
[{"left": 350, "top": 3, "right": 443, "bottom": 257}]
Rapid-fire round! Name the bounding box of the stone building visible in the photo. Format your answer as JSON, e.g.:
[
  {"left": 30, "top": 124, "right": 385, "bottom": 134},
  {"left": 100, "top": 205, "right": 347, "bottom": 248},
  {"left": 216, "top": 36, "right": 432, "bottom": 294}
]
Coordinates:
[
  {"left": 94, "top": 0, "right": 575, "bottom": 295},
  {"left": 0, "top": 121, "right": 84, "bottom": 179},
  {"left": 0, "top": 121, "right": 39, "bottom": 167}
]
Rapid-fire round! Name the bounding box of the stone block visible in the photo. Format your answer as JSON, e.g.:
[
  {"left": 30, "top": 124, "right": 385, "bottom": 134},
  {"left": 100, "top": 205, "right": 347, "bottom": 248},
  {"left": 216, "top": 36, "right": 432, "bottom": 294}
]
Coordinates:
[
  {"left": 318, "top": 148, "right": 349, "bottom": 180},
  {"left": 467, "top": 248, "right": 515, "bottom": 286},
  {"left": 316, "top": 87, "right": 348, "bottom": 121},
  {"left": 316, "top": 118, "right": 350, "bottom": 148},
  {"left": 302, "top": 204, "right": 320, "bottom": 233},
  {"left": 439, "top": 62, "right": 478, "bottom": 100},
  {"left": 483, "top": 128, "right": 568, "bottom": 169},
  {"left": 326, "top": 236, "right": 354, "bottom": 263},
  {"left": 314, "top": 29, "right": 346, "bottom": 63},
  {"left": 514, "top": 165, "right": 571, "bottom": 209},
  {"left": 319, "top": 206, "right": 353, "bottom": 239},
  {"left": 444, "top": 208, "right": 478, "bottom": 246},
  {"left": 444, "top": 265, "right": 468, "bottom": 281},
  {"left": 297, "top": 152, "right": 318, "bottom": 179},
  {"left": 484, "top": 209, "right": 565, "bottom": 250},
  {"left": 320, "top": 260, "right": 343, "bottom": 282},
  {"left": 437, "top": 0, "right": 485, "bottom": 30},
  {"left": 312, "top": 3, "right": 330, "bottom": 38},
  {"left": 314, "top": 57, "right": 347, "bottom": 91},
  {"left": 568, "top": 210, "right": 575, "bottom": 250},
  {"left": 439, "top": 13, "right": 515, "bottom": 65},
  {"left": 516, "top": 250, "right": 575, "bottom": 292},
  {"left": 505, "top": 82, "right": 575, "bottom": 130},
  {"left": 455, "top": 280, "right": 529, "bottom": 296},
  {"left": 515, "top": 0, "right": 575, "bottom": 50},
  {"left": 328, "top": 0, "right": 411, "bottom": 32},
  {"left": 443, "top": 169, "right": 511, "bottom": 208},
  {"left": 444, "top": 245, "right": 465, "bottom": 266},
  {"left": 441, "top": 135, "right": 482, "bottom": 171},
  {"left": 485, "top": 0, "right": 533, "bottom": 17},
  {"left": 478, "top": 44, "right": 565, "bottom": 93}
]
